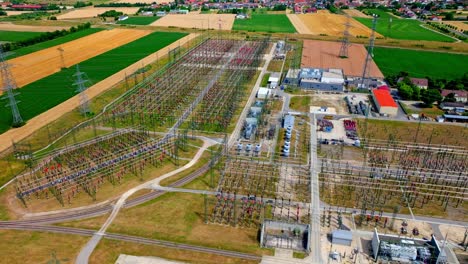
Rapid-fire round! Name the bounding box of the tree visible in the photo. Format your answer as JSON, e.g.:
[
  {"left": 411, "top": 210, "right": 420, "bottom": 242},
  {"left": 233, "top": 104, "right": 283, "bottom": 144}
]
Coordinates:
[
  {"left": 398, "top": 83, "right": 413, "bottom": 99},
  {"left": 421, "top": 89, "right": 442, "bottom": 107},
  {"left": 444, "top": 12, "right": 454, "bottom": 20},
  {"left": 443, "top": 93, "right": 457, "bottom": 102}
]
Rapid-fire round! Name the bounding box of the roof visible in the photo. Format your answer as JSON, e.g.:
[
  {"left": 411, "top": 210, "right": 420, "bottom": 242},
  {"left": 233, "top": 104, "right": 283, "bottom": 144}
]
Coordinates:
[
  {"left": 398, "top": 77, "right": 428, "bottom": 87},
  {"left": 441, "top": 89, "right": 467, "bottom": 97},
  {"left": 377, "top": 85, "right": 390, "bottom": 91},
  {"left": 372, "top": 89, "right": 398, "bottom": 108},
  {"left": 443, "top": 114, "right": 468, "bottom": 120},
  {"left": 332, "top": 230, "right": 353, "bottom": 240}
]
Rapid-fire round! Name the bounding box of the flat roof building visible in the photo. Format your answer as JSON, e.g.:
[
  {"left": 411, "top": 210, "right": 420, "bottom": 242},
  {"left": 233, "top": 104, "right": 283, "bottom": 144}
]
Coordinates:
[
  {"left": 372, "top": 89, "right": 398, "bottom": 116},
  {"left": 332, "top": 230, "right": 353, "bottom": 246}
]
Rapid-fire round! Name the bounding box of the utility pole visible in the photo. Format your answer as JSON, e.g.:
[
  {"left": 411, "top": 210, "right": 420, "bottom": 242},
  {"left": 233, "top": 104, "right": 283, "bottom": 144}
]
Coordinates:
[
  {"left": 359, "top": 15, "right": 378, "bottom": 90},
  {"left": 72, "top": 64, "right": 91, "bottom": 116},
  {"left": 0, "top": 45, "right": 24, "bottom": 127}
]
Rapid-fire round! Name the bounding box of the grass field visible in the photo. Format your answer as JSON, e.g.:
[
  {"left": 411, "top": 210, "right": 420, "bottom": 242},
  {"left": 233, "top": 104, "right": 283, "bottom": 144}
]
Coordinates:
[
  {"left": 117, "top": 16, "right": 160, "bottom": 25},
  {"left": 233, "top": 14, "right": 296, "bottom": 33},
  {"left": 0, "top": 30, "right": 42, "bottom": 42},
  {"left": 373, "top": 47, "right": 468, "bottom": 79},
  {"left": 0, "top": 31, "right": 187, "bottom": 134},
  {"left": 0, "top": 230, "right": 88, "bottom": 263},
  {"left": 354, "top": 9, "right": 454, "bottom": 42},
  {"left": 5, "top": 28, "right": 103, "bottom": 59}
]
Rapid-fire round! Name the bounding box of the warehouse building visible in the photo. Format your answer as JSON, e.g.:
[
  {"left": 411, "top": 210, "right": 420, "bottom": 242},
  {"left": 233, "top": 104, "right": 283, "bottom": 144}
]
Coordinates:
[
  {"left": 298, "top": 68, "right": 345, "bottom": 92},
  {"left": 372, "top": 89, "right": 398, "bottom": 116}
]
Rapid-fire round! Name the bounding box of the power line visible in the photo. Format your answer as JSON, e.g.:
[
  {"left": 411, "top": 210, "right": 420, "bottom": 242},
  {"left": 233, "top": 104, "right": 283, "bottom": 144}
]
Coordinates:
[{"left": 0, "top": 45, "right": 23, "bottom": 127}]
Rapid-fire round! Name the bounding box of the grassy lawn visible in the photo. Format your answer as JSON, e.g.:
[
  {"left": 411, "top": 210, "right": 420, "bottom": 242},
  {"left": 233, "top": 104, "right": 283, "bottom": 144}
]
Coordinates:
[
  {"left": 0, "top": 230, "right": 88, "bottom": 263},
  {"left": 373, "top": 47, "right": 468, "bottom": 79},
  {"left": 91, "top": 238, "right": 258, "bottom": 264},
  {"left": 117, "top": 16, "right": 160, "bottom": 25},
  {"left": 0, "top": 30, "right": 42, "bottom": 42},
  {"left": 355, "top": 9, "right": 454, "bottom": 42},
  {"left": 357, "top": 119, "right": 468, "bottom": 148},
  {"left": 289, "top": 95, "right": 311, "bottom": 112},
  {"left": 108, "top": 192, "right": 267, "bottom": 255},
  {"left": 233, "top": 14, "right": 296, "bottom": 33},
  {"left": 0, "top": 31, "right": 187, "bottom": 134},
  {"left": 5, "top": 28, "right": 103, "bottom": 59}
]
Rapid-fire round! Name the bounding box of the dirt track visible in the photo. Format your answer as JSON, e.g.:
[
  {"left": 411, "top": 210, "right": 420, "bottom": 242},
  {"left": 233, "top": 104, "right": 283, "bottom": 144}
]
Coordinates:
[
  {"left": 0, "top": 34, "right": 198, "bottom": 154},
  {"left": 301, "top": 39, "right": 384, "bottom": 78},
  {"left": 1, "top": 29, "right": 151, "bottom": 92},
  {"left": 290, "top": 10, "right": 382, "bottom": 37},
  {"left": 57, "top": 7, "right": 140, "bottom": 20},
  {"left": 151, "top": 13, "right": 235, "bottom": 30},
  {"left": 0, "top": 22, "right": 68, "bottom": 32}
]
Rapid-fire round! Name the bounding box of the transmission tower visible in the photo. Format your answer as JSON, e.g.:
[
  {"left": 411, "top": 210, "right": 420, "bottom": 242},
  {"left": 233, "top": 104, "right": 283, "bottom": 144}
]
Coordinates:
[
  {"left": 57, "top": 47, "right": 65, "bottom": 69},
  {"left": 359, "top": 15, "right": 378, "bottom": 90},
  {"left": 72, "top": 64, "right": 91, "bottom": 116},
  {"left": 0, "top": 46, "right": 24, "bottom": 127},
  {"left": 339, "top": 14, "right": 351, "bottom": 58}
]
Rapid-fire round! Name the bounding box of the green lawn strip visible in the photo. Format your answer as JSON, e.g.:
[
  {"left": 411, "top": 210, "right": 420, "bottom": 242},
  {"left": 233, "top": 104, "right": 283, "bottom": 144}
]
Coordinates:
[
  {"left": 5, "top": 28, "right": 103, "bottom": 59},
  {"left": 117, "top": 16, "right": 160, "bottom": 25},
  {"left": 0, "top": 31, "right": 187, "bottom": 134},
  {"left": 233, "top": 14, "right": 296, "bottom": 33},
  {"left": 0, "top": 30, "right": 43, "bottom": 42},
  {"left": 373, "top": 47, "right": 468, "bottom": 79},
  {"left": 355, "top": 9, "right": 454, "bottom": 42}
]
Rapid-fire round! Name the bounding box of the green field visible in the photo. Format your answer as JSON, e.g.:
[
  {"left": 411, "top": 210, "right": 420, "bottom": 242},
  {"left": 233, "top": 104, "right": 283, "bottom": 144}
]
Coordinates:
[
  {"left": 232, "top": 14, "right": 296, "bottom": 33},
  {"left": 5, "top": 28, "right": 103, "bottom": 59},
  {"left": 0, "top": 30, "right": 43, "bottom": 42},
  {"left": 355, "top": 9, "right": 454, "bottom": 42},
  {"left": 117, "top": 16, "right": 160, "bottom": 25},
  {"left": 0, "top": 31, "right": 187, "bottom": 134},
  {"left": 373, "top": 47, "right": 468, "bottom": 79}
]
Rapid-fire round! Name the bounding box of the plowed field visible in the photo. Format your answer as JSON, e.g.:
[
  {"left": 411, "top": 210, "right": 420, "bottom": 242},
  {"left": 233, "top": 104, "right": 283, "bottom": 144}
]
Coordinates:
[{"left": 1, "top": 29, "right": 151, "bottom": 91}]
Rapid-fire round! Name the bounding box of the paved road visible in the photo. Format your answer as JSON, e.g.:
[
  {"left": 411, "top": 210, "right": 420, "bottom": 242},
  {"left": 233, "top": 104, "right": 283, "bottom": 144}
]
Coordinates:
[{"left": 75, "top": 138, "right": 217, "bottom": 264}]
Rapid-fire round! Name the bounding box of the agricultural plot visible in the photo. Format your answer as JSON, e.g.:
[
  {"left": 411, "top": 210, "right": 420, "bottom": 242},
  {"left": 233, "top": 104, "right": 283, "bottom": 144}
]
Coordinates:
[
  {"left": 290, "top": 10, "right": 378, "bottom": 37},
  {"left": 5, "top": 28, "right": 103, "bottom": 59},
  {"left": 117, "top": 16, "right": 160, "bottom": 25},
  {"left": 2, "top": 29, "right": 151, "bottom": 90},
  {"left": 57, "top": 7, "right": 140, "bottom": 20},
  {"left": 372, "top": 47, "right": 468, "bottom": 79},
  {"left": 355, "top": 9, "right": 454, "bottom": 42},
  {"left": 302, "top": 39, "right": 384, "bottom": 78},
  {"left": 150, "top": 13, "right": 235, "bottom": 30},
  {"left": 0, "top": 23, "right": 68, "bottom": 32},
  {"left": 233, "top": 14, "right": 296, "bottom": 33},
  {"left": 0, "top": 30, "right": 42, "bottom": 42},
  {"left": 0, "top": 31, "right": 187, "bottom": 134}
]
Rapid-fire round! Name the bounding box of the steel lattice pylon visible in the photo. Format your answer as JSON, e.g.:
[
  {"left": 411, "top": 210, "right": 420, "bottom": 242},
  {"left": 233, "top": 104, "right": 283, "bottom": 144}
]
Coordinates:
[
  {"left": 0, "top": 45, "right": 23, "bottom": 127},
  {"left": 339, "top": 14, "right": 351, "bottom": 58},
  {"left": 73, "top": 64, "right": 91, "bottom": 116},
  {"left": 360, "top": 15, "right": 378, "bottom": 90}
]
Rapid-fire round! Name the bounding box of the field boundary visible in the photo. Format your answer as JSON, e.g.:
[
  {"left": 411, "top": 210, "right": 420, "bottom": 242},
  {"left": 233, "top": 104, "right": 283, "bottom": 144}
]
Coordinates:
[{"left": 0, "top": 33, "right": 197, "bottom": 154}]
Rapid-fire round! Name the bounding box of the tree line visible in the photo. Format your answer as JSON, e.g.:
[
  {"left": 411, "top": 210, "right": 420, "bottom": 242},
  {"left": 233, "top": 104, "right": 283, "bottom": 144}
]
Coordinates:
[{"left": 1, "top": 23, "right": 91, "bottom": 52}]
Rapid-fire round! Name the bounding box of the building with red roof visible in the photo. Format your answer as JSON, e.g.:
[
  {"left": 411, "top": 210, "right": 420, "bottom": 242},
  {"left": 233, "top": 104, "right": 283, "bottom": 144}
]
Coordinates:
[{"left": 372, "top": 89, "right": 398, "bottom": 116}]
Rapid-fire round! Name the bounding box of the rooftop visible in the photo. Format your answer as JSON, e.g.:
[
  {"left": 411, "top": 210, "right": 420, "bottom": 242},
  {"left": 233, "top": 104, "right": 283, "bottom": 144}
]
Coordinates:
[
  {"left": 372, "top": 89, "right": 398, "bottom": 108},
  {"left": 441, "top": 89, "right": 467, "bottom": 97}
]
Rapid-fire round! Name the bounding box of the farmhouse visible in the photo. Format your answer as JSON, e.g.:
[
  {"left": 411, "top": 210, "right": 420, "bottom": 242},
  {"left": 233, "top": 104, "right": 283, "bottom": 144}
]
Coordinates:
[
  {"left": 372, "top": 89, "right": 398, "bottom": 116},
  {"left": 441, "top": 89, "right": 467, "bottom": 103},
  {"left": 398, "top": 77, "right": 428, "bottom": 89}
]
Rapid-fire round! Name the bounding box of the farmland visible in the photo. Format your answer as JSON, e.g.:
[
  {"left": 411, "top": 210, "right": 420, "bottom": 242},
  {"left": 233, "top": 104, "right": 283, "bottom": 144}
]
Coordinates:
[
  {"left": 150, "top": 13, "right": 235, "bottom": 30},
  {"left": 5, "top": 28, "right": 103, "bottom": 59},
  {"left": 0, "top": 30, "right": 42, "bottom": 42},
  {"left": 117, "top": 16, "right": 160, "bottom": 25},
  {"left": 0, "top": 31, "right": 187, "bottom": 134},
  {"left": 233, "top": 14, "right": 296, "bottom": 33},
  {"left": 2, "top": 29, "right": 152, "bottom": 89},
  {"left": 57, "top": 7, "right": 140, "bottom": 20},
  {"left": 354, "top": 9, "right": 454, "bottom": 42},
  {"left": 289, "top": 10, "right": 378, "bottom": 37},
  {"left": 373, "top": 46, "right": 468, "bottom": 79}
]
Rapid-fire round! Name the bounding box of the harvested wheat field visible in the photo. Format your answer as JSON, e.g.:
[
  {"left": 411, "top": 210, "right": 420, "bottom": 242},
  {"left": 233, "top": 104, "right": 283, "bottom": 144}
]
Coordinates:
[
  {"left": 301, "top": 39, "right": 384, "bottom": 78},
  {"left": 1, "top": 29, "right": 151, "bottom": 91},
  {"left": 286, "top": 14, "right": 312, "bottom": 34},
  {"left": 442, "top": 21, "right": 468, "bottom": 31},
  {"left": 57, "top": 7, "right": 139, "bottom": 20},
  {"left": 151, "top": 13, "right": 235, "bottom": 30},
  {"left": 343, "top": 9, "right": 370, "bottom": 18},
  {"left": 291, "top": 10, "right": 381, "bottom": 37},
  {"left": 0, "top": 34, "right": 197, "bottom": 154},
  {"left": 0, "top": 22, "right": 68, "bottom": 32}
]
